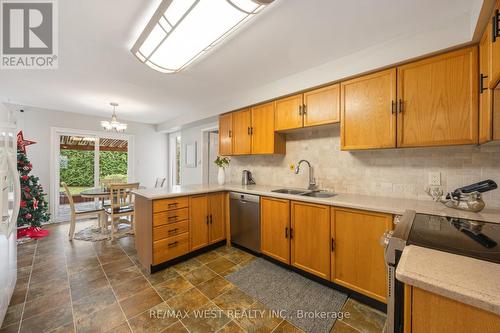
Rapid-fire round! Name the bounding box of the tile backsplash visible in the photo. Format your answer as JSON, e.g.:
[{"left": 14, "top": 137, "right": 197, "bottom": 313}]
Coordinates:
[{"left": 227, "top": 126, "right": 500, "bottom": 208}]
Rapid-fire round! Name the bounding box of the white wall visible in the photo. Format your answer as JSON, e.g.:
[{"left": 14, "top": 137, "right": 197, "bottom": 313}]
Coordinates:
[
  {"left": 8, "top": 105, "right": 167, "bottom": 218},
  {"left": 179, "top": 121, "right": 218, "bottom": 185}
]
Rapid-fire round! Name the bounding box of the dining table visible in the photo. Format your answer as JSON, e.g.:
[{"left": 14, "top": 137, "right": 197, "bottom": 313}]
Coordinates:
[{"left": 80, "top": 186, "right": 145, "bottom": 207}]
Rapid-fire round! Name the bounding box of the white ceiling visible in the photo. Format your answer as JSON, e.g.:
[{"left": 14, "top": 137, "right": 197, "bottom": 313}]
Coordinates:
[{"left": 0, "top": 0, "right": 484, "bottom": 128}]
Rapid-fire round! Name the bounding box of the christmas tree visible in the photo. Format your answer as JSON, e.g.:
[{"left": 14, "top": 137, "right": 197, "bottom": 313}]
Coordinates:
[{"left": 16, "top": 131, "right": 50, "bottom": 228}]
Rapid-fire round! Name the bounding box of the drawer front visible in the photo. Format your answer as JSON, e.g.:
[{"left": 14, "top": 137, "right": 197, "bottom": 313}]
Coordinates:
[
  {"left": 153, "top": 233, "right": 189, "bottom": 265},
  {"left": 153, "top": 196, "right": 189, "bottom": 213},
  {"left": 153, "top": 208, "right": 189, "bottom": 227},
  {"left": 153, "top": 220, "right": 189, "bottom": 241}
]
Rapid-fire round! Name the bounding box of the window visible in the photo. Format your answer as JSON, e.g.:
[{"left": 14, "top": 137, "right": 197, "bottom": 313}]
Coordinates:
[{"left": 169, "top": 132, "right": 181, "bottom": 186}]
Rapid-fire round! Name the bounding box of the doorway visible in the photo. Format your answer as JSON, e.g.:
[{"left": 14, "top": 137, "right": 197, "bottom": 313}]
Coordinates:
[
  {"left": 51, "top": 128, "right": 133, "bottom": 222},
  {"left": 202, "top": 129, "right": 219, "bottom": 185}
]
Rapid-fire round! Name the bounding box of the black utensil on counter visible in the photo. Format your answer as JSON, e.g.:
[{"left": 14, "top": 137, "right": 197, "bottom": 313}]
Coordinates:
[{"left": 446, "top": 179, "right": 498, "bottom": 200}]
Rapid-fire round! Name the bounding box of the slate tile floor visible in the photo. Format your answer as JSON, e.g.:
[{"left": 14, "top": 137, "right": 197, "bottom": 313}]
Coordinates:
[{"left": 1, "top": 221, "right": 387, "bottom": 333}]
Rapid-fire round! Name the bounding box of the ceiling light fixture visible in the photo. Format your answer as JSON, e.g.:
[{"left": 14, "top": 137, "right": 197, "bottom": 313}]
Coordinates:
[
  {"left": 131, "top": 0, "right": 275, "bottom": 73},
  {"left": 101, "top": 103, "right": 127, "bottom": 132}
]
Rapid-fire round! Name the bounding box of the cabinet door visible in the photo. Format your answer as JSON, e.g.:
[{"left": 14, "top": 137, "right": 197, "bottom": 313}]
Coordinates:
[
  {"left": 303, "top": 84, "right": 340, "bottom": 127},
  {"left": 340, "top": 68, "right": 397, "bottom": 150},
  {"left": 411, "top": 287, "right": 500, "bottom": 333},
  {"left": 208, "top": 192, "right": 225, "bottom": 244},
  {"left": 397, "top": 47, "right": 478, "bottom": 147},
  {"left": 219, "top": 113, "right": 233, "bottom": 155},
  {"left": 290, "top": 201, "right": 330, "bottom": 280},
  {"left": 189, "top": 195, "right": 209, "bottom": 251},
  {"left": 251, "top": 102, "right": 285, "bottom": 154},
  {"left": 275, "top": 94, "right": 304, "bottom": 131},
  {"left": 480, "top": 23, "right": 493, "bottom": 144},
  {"left": 261, "top": 197, "right": 290, "bottom": 264},
  {"left": 331, "top": 207, "right": 392, "bottom": 303},
  {"left": 232, "top": 109, "right": 252, "bottom": 155},
  {"left": 491, "top": 1, "right": 500, "bottom": 87}
]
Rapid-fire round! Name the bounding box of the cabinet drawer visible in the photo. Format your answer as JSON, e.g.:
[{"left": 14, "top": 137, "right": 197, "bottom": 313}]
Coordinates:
[
  {"left": 153, "top": 208, "right": 189, "bottom": 227},
  {"left": 153, "top": 233, "right": 189, "bottom": 265},
  {"left": 153, "top": 196, "right": 188, "bottom": 213},
  {"left": 153, "top": 220, "right": 189, "bottom": 241}
]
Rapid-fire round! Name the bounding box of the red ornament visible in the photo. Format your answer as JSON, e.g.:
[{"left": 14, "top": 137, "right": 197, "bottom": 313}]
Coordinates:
[
  {"left": 17, "top": 131, "right": 36, "bottom": 154},
  {"left": 24, "top": 186, "right": 31, "bottom": 192},
  {"left": 21, "top": 175, "right": 29, "bottom": 181},
  {"left": 24, "top": 213, "right": 32, "bottom": 219},
  {"left": 33, "top": 199, "right": 38, "bottom": 210},
  {"left": 20, "top": 200, "right": 27, "bottom": 208}
]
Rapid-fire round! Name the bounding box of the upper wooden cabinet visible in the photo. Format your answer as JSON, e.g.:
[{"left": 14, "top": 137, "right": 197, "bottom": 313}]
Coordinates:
[
  {"left": 490, "top": 1, "right": 500, "bottom": 87},
  {"left": 232, "top": 109, "right": 252, "bottom": 155},
  {"left": 341, "top": 69, "right": 397, "bottom": 150},
  {"left": 275, "top": 94, "right": 304, "bottom": 131},
  {"left": 480, "top": 22, "right": 493, "bottom": 144},
  {"left": 275, "top": 85, "right": 341, "bottom": 131},
  {"left": 218, "top": 113, "right": 233, "bottom": 156},
  {"left": 260, "top": 197, "right": 290, "bottom": 264},
  {"left": 331, "top": 207, "right": 392, "bottom": 303},
  {"left": 290, "top": 201, "right": 330, "bottom": 280},
  {"left": 397, "top": 47, "right": 478, "bottom": 147},
  {"left": 218, "top": 104, "right": 285, "bottom": 156},
  {"left": 251, "top": 102, "right": 285, "bottom": 155}
]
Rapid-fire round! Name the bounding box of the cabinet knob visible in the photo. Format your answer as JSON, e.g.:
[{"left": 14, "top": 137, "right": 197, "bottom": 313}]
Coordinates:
[{"left": 398, "top": 99, "right": 404, "bottom": 114}]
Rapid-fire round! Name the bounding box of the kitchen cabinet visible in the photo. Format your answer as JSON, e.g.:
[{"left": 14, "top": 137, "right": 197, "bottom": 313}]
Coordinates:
[
  {"left": 232, "top": 108, "right": 252, "bottom": 155},
  {"left": 251, "top": 102, "right": 286, "bottom": 155},
  {"left": 189, "top": 193, "right": 225, "bottom": 251},
  {"left": 331, "top": 207, "right": 392, "bottom": 303},
  {"left": 290, "top": 201, "right": 330, "bottom": 280},
  {"left": 260, "top": 197, "right": 290, "bottom": 264},
  {"left": 491, "top": 1, "right": 500, "bottom": 87},
  {"left": 397, "top": 47, "right": 478, "bottom": 147},
  {"left": 480, "top": 22, "right": 493, "bottom": 144},
  {"left": 303, "top": 84, "right": 341, "bottom": 127},
  {"left": 406, "top": 286, "right": 500, "bottom": 333},
  {"left": 218, "top": 113, "right": 233, "bottom": 155},
  {"left": 275, "top": 94, "right": 304, "bottom": 131},
  {"left": 341, "top": 68, "right": 397, "bottom": 150},
  {"left": 275, "top": 85, "right": 340, "bottom": 131}
]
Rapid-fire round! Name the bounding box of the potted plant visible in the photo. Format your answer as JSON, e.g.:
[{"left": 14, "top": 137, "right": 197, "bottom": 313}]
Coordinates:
[{"left": 214, "top": 156, "right": 230, "bottom": 185}]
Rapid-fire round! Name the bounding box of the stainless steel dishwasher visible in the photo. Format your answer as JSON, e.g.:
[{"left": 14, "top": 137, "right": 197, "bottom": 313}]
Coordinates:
[{"left": 229, "top": 192, "right": 260, "bottom": 253}]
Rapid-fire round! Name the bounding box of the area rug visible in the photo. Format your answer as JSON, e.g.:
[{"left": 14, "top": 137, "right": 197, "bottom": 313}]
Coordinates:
[
  {"left": 226, "top": 258, "right": 348, "bottom": 333},
  {"left": 73, "top": 223, "right": 133, "bottom": 242}
]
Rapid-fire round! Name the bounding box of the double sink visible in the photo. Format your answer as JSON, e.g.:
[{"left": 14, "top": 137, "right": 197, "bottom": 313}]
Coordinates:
[{"left": 271, "top": 188, "right": 336, "bottom": 198}]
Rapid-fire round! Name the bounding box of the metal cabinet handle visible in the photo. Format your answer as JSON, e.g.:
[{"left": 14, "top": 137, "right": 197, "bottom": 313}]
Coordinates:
[
  {"left": 302, "top": 104, "right": 307, "bottom": 115},
  {"left": 210, "top": 214, "right": 213, "bottom": 224},
  {"left": 298, "top": 105, "right": 302, "bottom": 116},
  {"left": 168, "top": 215, "right": 178, "bottom": 220},
  {"left": 290, "top": 228, "right": 293, "bottom": 239},
  {"left": 167, "top": 203, "right": 178, "bottom": 207},
  {"left": 480, "top": 73, "right": 489, "bottom": 94},
  {"left": 206, "top": 215, "right": 209, "bottom": 225},
  {"left": 391, "top": 100, "right": 396, "bottom": 114},
  {"left": 168, "top": 241, "right": 178, "bottom": 247},
  {"left": 285, "top": 227, "right": 288, "bottom": 238},
  {"left": 229, "top": 130, "right": 232, "bottom": 138},
  {"left": 331, "top": 238, "right": 335, "bottom": 251},
  {"left": 247, "top": 127, "right": 251, "bottom": 135},
  {"left": 168, "top": 228, "right": 179, "bottom": 234},
  {"left": 398, "top": 99, "right": 404, "bottom": 114}
]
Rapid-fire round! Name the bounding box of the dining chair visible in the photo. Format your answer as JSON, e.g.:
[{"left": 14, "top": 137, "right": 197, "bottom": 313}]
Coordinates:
[
  {"left": 62, "top": 182, "right": 106, "bottom": 240},
  {"left": 154, "top": 177, "right": 166, "bottom": 188},
  {"left": 104, "top": 182, "right": 140, "bottom": 240}
]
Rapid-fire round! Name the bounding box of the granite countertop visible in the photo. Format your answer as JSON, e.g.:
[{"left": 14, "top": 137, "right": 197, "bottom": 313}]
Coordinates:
[
  {"left": 396, "top": 245, "right": 500, "bottom": 315},
  {"left": 133, "top": 183, "right": 500, "bottom": 223}
]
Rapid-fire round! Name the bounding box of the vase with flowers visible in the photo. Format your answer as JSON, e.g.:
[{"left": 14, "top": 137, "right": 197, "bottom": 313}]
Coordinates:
[{"left": 214, "top": 156, "right": 230, "bottom": 185}]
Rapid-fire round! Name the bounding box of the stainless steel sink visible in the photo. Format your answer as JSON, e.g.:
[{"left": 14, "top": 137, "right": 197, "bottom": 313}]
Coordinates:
[
  {"left": 300, "top": 191, "right": 336, "bottom": 198},
  {"left": 271, "top": 188, "right": 310, "bottom": 195}
]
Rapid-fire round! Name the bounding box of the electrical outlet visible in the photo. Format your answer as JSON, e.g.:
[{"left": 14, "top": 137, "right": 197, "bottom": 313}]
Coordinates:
[{"left": 429, "top": 172, "right": 441, "bottom": 186}]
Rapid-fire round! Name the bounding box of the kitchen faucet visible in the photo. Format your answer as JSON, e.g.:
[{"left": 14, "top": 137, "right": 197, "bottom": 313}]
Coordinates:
[{"left": 295, "top": 160, "right": 318, "bottom": 190}]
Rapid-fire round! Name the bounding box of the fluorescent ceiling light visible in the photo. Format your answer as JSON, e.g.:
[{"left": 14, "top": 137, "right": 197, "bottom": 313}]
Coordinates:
[{"left": 131, "top": 0, "right": 275, "bottom": 73}]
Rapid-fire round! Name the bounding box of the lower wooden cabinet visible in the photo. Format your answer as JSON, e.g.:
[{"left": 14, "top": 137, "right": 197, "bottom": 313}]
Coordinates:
[
  {"left": 153, "top": 233, "right": 190, "bottom": 264},
  {"left": 331, "top": 207, "right": 392, "bottom": 303},
  {"left": 261, "top": 197, "right": 290, "bottom": 264},
  {"left": 189, "top": 192, "right": 225, "bottom": 251},
  {"left": 406, "top": 286, "right": 500, "bottom": 333},
  {"left": 291, "top": 201, "right": 331, "bottom": 280}
]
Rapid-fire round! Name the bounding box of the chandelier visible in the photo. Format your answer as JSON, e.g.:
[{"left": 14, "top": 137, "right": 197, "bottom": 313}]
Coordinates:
[{"left": 101, "top": 103, "right": 127, "bottom": 132}]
